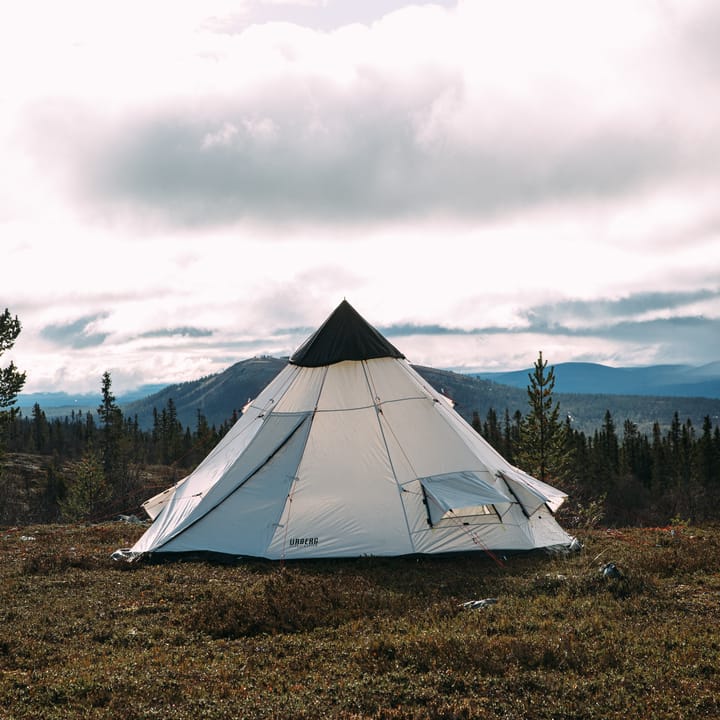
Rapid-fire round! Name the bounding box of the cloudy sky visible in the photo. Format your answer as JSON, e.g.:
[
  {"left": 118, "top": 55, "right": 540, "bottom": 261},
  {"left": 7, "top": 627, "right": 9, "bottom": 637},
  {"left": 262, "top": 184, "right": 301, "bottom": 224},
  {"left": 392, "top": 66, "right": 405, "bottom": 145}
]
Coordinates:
[{"left": 3, "top": 0, "right": 720, "bottom": 395}]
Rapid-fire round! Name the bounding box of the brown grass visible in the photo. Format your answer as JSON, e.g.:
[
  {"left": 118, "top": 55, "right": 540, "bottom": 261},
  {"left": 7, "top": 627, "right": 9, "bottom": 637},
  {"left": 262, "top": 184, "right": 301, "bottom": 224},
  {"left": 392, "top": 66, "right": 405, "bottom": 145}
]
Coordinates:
[{"left": 1, "top": 522, "right": 719, "bottom": 719}]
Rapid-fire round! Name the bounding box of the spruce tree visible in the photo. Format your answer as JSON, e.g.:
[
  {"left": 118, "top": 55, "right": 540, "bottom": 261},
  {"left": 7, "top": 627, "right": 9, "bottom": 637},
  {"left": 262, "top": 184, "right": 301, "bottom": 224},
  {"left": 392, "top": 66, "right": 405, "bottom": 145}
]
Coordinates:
[
  {"left": 97, "top": 371, "right": 126, "bottom": 499},
  {"left": 595, "top": 410, "right": 620, "bottom": 490},
  {"left": 696, "top": 416, "right": 719, "bottom": 494},
  {"left": 516, "top": 351, "right": 572, "bottom": 485},
  {"left": 31, "top": 403, "right": 49, "bottom": 452}
]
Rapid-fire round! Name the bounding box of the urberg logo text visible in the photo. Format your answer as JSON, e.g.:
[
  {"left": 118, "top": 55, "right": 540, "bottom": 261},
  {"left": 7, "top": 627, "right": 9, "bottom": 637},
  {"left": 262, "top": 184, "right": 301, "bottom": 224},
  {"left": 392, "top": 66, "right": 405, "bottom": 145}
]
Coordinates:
[{"left": 289, "top": 537, "right": 319, "bottom": 546}]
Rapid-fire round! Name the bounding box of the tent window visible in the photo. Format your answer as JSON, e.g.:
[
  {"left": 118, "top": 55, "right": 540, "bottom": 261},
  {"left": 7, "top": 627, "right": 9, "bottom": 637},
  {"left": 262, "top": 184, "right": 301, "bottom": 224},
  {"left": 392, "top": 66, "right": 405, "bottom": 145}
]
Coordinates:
[{"left": 419, "top": 471, "right": 510, "bottom": 526}]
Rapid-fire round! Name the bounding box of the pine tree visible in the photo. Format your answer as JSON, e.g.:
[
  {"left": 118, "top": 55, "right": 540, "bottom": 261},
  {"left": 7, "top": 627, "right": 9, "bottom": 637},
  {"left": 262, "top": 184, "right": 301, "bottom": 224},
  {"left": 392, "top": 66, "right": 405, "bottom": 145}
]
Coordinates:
[
  {"left": 60, "top": 449, "right": 110, "bottom": 521},
  {"left": 0, "top": 309, "right": 27, "bottom": 511},
  {"left": 41, "top": 454, "right": 66, "bottom": 521},
  {"left": 482, "top": 408, "right": 503, "bottom": 453},
  {"left": 594, "top": 410, "right": 620, "bottom": 490},
  {"left": 0, "top": 309, "right": 27, "bottom": 443},
  {"left": 516, "top": 351, "right": 572, "bottom": 485},
  {"left": 621, "top": 419, "right": 652, "bottom": 488},
  {"left": 191, "top": 409, "right": 215, "bottom": 467},
  {"left": 157, "top": 398, "right": 183, "bottom": 465},
  {"left": 97, "top": 371, "right": 127, "bottom": 498},
  {"left": 696, "top": 416, "right": 719, "bottom": 494},
  {"left": 651, "top": 421, "right": 669, "bottom": 489},
  {"left": 31, "top": 403, "right": 49, "bottom": 452}
]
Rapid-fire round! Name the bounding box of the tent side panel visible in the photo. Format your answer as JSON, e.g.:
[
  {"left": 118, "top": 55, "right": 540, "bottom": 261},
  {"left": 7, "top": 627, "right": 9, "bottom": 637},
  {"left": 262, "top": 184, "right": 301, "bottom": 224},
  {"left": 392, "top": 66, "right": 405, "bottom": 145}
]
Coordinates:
[
  {"left": 379, "top": 398, "right": 486, "bottom": 478},
  {"left": 132, "top": 412, "right": 310, "bottom": 555},
  {"left": 267, "top": 408, "right": 415, "bottom": 558},
  {"left": 156, "top": 416, "right": 313, "bottom": 556}
]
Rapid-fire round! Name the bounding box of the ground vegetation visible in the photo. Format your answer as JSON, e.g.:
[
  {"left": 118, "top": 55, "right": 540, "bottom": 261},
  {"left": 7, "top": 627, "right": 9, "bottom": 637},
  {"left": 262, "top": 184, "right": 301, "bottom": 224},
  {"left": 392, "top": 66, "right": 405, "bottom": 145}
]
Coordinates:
[{"left": 0, "top": 522, "right": 718, "bottom": 719}]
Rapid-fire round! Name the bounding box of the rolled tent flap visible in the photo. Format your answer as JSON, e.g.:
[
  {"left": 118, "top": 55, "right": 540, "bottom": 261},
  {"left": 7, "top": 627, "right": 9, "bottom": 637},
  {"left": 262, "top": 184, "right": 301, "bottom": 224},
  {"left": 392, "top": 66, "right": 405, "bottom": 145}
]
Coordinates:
[
  {"left": 420, "top": 471, "right": 511, "bottom": 524},
  {"left": 520, "top": 470, "right": 568, "bottom": 514},
  {"left": 499, "top": 468, "right": 568, "bottom": 515},
  {"left": 141, "top": 477, "right": 188, "bottom": 521}
]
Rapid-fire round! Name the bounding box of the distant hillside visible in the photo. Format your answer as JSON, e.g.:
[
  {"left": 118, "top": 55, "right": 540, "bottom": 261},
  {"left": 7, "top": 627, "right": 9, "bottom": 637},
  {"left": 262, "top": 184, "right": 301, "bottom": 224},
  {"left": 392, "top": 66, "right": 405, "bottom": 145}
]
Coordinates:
[
  {"left": 119, "top": 357, "right": 720, "bottom": 436},
  {"left": 122, "top": 356, "right": 288, "bottom": 430},
  {"left": 418, "top": 366, "right": 720, "bottom": 436},
  {"left": 475, "top": 361, "right": 720, "bottom": 399}
]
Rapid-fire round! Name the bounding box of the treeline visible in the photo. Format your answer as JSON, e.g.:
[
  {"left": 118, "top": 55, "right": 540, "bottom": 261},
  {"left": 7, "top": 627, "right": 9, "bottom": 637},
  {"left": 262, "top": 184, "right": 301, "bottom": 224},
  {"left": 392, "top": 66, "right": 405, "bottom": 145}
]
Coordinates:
[
  {"left": 5, "top": 401, "right": 235, "bottom": 469},
  {"left": 1, "top": 372, "right": 237, "bottom": 524},
  {"left": 473, "top": 407, "right": 720, "bottom": 526},
  {"left": 3, "top": 371, "right": 720, "bottom": 529}
]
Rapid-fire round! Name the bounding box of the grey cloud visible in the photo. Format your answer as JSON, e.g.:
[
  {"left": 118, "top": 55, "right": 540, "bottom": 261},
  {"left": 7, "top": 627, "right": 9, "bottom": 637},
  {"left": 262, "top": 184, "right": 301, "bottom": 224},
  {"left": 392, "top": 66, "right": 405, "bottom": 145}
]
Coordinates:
[
  {"left": 522, "top": 289, "right": 720, "bottom": 328},
  {"left": 90, "top": 106, "right": 680, "bottom": 226},
  {"left": 592, "top": 315, "right": 718, "bottom": 341},
  {"left": 19, "top": 1, "right": 720, "bottom": 231},
  {"left": 274, "top": 326, "right": 315, "bottom": 338},
  {"left": 562, "top": 316, "right": 720, "bottom": 365},
  {"left": 380, "top": 323, "right": 471, "bottom": 337},
  {"left": 25, "top": 70, "right": 700, "bottom": 229},
  {"left": 492, "top": 293, "right": 720, "bottom": 364},
  {"left": 139, "top": 327, "right": 214, "bottom": 339},
  {"left": 514, "top": 312, "right": 720, "bottom": 347},
  {"left": 41, "top": 314, "right": 109, "bottom": 349},
  {"left": 86, "top": 91, "right": 448, "bottom": 225}
]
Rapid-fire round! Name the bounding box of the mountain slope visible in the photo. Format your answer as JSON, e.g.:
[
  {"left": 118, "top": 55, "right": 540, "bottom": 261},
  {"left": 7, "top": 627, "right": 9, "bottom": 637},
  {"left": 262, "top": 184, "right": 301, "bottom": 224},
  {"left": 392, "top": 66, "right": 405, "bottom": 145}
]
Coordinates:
[{"left": 122, "top": 356, "right": 288, "bottom": 430}]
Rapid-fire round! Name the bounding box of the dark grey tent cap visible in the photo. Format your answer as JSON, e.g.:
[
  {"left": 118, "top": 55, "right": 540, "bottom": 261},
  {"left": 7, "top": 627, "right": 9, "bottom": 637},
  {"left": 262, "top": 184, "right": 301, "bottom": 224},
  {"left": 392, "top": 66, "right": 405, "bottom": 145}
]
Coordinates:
[{"left": 290, "top": 300, "right": 405, "bottom": 367}]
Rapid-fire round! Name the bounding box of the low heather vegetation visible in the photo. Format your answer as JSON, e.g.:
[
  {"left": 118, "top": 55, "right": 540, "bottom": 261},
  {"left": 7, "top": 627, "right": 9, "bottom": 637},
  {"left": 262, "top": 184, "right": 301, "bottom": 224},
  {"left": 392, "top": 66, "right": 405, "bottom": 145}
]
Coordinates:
[{"left": 1, "top": 522, "right": 718, "bottom": 719}]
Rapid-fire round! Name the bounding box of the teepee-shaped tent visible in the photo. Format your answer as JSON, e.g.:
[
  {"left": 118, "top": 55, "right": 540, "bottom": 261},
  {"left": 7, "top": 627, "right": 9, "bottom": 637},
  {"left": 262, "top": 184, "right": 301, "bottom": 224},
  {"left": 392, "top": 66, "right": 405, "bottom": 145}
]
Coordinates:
[{"left": 122, "top": 301, "right": 573, "bottom": 560}]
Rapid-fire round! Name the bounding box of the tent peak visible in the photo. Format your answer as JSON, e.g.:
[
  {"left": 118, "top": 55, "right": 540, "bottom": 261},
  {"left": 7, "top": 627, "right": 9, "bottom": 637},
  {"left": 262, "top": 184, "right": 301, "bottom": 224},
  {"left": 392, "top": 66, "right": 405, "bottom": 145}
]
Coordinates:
[{"left": 290, "top": 300, "right": 405, "bottom": 367}]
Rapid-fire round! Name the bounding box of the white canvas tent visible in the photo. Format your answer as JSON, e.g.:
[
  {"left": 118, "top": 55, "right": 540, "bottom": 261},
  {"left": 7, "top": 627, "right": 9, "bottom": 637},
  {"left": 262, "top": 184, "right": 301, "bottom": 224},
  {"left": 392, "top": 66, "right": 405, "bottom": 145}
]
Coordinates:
[{"left": 120, "top": 301, "right": 574, "bottom": 560}]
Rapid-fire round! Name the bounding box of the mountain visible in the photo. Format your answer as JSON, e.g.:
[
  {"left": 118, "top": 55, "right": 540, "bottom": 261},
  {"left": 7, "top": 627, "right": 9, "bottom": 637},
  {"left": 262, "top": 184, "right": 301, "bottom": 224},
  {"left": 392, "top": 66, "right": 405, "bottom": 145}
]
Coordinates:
[
  {"left": 119, "top": 357, "right": 720, "bottom": 436},
  {"left": 474, "top": 362, "right": 720, "bottom": 399}
]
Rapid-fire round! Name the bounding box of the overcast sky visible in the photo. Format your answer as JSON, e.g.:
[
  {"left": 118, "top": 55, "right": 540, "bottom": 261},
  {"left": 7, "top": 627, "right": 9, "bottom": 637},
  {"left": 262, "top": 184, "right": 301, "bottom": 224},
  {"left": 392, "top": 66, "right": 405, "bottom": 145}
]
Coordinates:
[{"left": 3, "top": 0, "right": 720, "bottom": 394}]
